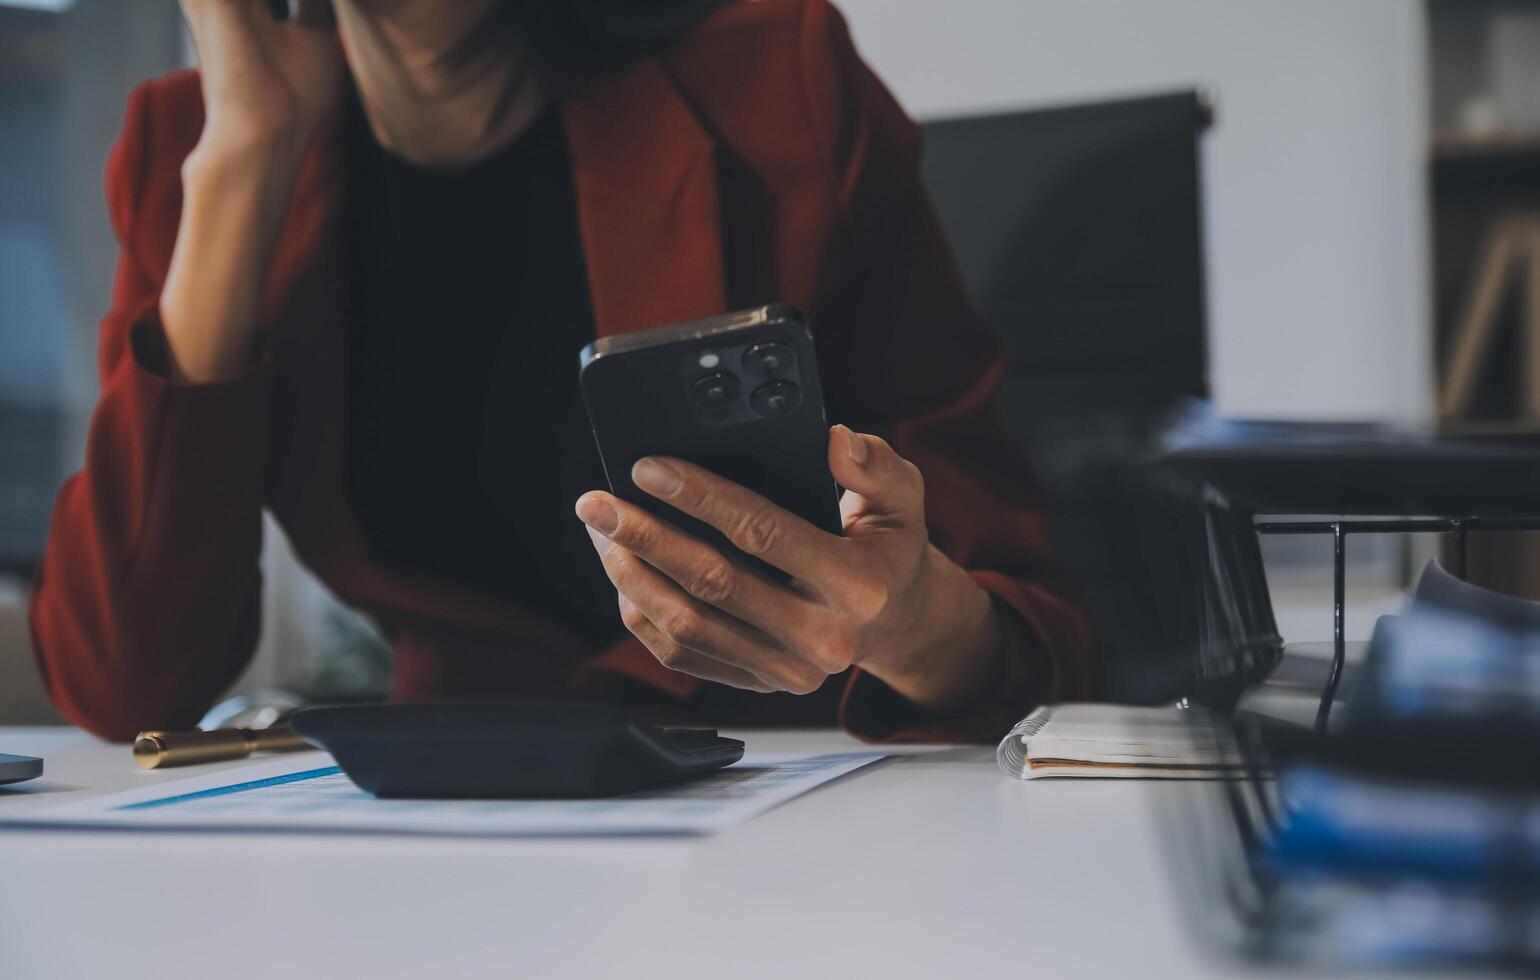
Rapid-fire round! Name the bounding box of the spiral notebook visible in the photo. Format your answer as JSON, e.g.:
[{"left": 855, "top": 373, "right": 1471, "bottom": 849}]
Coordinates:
[{"left": 996, "top": 703, "right": 1244, "bottom": 779}]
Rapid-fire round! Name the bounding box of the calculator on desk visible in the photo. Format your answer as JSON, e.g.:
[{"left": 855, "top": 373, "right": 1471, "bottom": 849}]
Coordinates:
[
  {"left": 0, "top": 753, "right": 43, "bottom": 786},
  {"left": 290, "top": 701, "right": 745, "bottom": 799}
]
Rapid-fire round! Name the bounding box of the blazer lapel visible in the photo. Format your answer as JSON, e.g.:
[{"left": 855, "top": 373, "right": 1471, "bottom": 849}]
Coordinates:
[{"left": 564, "top": 59, "right": 726, "bottom": 337}]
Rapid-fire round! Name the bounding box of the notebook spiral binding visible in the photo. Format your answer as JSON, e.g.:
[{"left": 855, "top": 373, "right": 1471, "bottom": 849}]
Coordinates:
[{"left": 996, "top": 707, "right": 1053, "bottom": 778}]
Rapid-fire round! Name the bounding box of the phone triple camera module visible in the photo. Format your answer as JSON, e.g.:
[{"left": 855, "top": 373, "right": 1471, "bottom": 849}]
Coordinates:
[{"left": 684, "top": 335, "right": 804, "bottom": 424}]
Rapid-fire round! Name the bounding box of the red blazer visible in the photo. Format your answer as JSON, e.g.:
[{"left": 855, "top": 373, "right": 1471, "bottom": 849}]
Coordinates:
[{"left": 29, "top": 0, "right": 1093, "bottom": 743}]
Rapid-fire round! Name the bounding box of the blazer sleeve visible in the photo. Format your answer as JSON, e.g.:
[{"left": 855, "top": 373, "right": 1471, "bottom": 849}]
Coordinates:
[
  {"left": 28, "top": 80, "right": 274, "bottom": 742},
  {"left": 798, "top": 2, "right": 1097, "bottom": 742}
]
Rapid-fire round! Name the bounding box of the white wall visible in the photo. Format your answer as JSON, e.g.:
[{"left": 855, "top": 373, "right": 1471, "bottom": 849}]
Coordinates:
[{"left": 837, "top": 0, "right": 1432, "bottom": 423}]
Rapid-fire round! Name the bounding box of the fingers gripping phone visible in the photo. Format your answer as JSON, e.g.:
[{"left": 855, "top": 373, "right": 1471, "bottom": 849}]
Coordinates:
[{"left": 578, "top": 305, "right": 842, "bottom": 566}]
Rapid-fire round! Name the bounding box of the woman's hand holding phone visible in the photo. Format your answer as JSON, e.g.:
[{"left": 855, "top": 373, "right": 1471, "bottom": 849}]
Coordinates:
[
  {"left": 161, "top": 1, "right": 342, "bottom": 383},
  {"left": 576, "top": 425, "right": 1012, "bottom": 716}
]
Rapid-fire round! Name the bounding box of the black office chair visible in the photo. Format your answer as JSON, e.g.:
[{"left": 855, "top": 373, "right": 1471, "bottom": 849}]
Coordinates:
[
  {"left": 921, "top": 90, "right": 1210, "bottom": 436},
  {"left": 921, "top": 92, "right": 1280, "bottom": 705}
]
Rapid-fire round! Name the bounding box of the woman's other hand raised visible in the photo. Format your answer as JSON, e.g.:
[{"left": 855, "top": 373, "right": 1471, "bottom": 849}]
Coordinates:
[{"left": 179, "top": 0, "right": 343, "bottom": 165}]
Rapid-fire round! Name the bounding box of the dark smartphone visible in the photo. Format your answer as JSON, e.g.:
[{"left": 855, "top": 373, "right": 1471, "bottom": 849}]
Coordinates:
[{"left": 578, "top": 305, "right": 842, "bottom": 563}]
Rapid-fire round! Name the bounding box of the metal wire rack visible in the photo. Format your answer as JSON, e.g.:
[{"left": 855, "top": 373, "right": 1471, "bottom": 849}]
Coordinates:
[{"left": 1253, "top": 515, "right": 1540, "bottom": 732}]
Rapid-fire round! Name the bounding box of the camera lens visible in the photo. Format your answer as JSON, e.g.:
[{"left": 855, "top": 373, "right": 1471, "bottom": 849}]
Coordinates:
[
  {"left": 691, "top": 373, "right": 740, "bottom": 413},
  {"left": 744, "top": 342, "right": 796, "bottom": 378},
  {"left": 750, "top": 381, "right": 802, "bottom": 417}
]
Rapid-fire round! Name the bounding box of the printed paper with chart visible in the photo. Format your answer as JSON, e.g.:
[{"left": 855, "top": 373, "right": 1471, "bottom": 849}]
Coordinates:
[{"left": 6, "top": 751, "right": 887, "bottom": 836}]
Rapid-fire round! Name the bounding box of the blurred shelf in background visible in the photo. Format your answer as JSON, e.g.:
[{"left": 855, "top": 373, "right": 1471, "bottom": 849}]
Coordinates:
[{"left": 1429, "top": 0, "right": 1540, "bottom": 602}]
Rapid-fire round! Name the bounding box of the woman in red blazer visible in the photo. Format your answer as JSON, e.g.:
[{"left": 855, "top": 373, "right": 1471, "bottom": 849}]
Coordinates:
[{"left": 29, "top": 0, "right": 1092, "bottom": 743}]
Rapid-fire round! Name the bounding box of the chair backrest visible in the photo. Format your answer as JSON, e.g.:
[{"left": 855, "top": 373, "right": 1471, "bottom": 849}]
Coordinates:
[{"left": 920, "top": 90, "right": 1212, "bottom": 443}]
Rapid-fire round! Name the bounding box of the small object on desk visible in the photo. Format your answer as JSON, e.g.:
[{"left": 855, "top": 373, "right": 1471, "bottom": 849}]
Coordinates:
[
  {"left": 0, "top": 753, "right": 43, "bottom": 786},
  {"left": 197, "top": 687, "right": 305, "bottom": 731},
  {"left": 132, "top": 725, "right": 311, "bottom": 770},
  {"left": 289, "top": 700, "right": 745, "bottom": 798},
  {"left": 997, "top": 703, "right": 1244, "bottom": 779}
]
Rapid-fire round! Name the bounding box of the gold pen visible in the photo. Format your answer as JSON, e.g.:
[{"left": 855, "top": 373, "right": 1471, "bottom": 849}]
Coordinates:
[{"left": 132, "top": 725, "right": 312, "bottom": 770}]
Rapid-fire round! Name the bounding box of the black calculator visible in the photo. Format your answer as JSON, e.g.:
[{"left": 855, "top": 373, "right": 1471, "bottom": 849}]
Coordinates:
[
  {"left": 0, "top": 753, "right": 43, "bottom": 786},
  {"left": 290, "top": 701, "right": 745, "bottom": 799}
]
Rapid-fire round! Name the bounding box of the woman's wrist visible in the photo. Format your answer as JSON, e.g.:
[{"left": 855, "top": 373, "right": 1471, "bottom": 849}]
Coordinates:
[
  {"left": 859, "top": 547, "right": 1009, "bottom": 714},
  {"left": 182, "top": 126, "right": 307, "bottom": 198},
  {"left": 161, "top": 140, "right": 301, "bottom": 383}
]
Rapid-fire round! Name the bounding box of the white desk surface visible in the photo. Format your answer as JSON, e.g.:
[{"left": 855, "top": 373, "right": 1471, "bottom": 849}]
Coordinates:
[{"left": 0, "top": 725, "right": 1376, "bottom": 980}]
